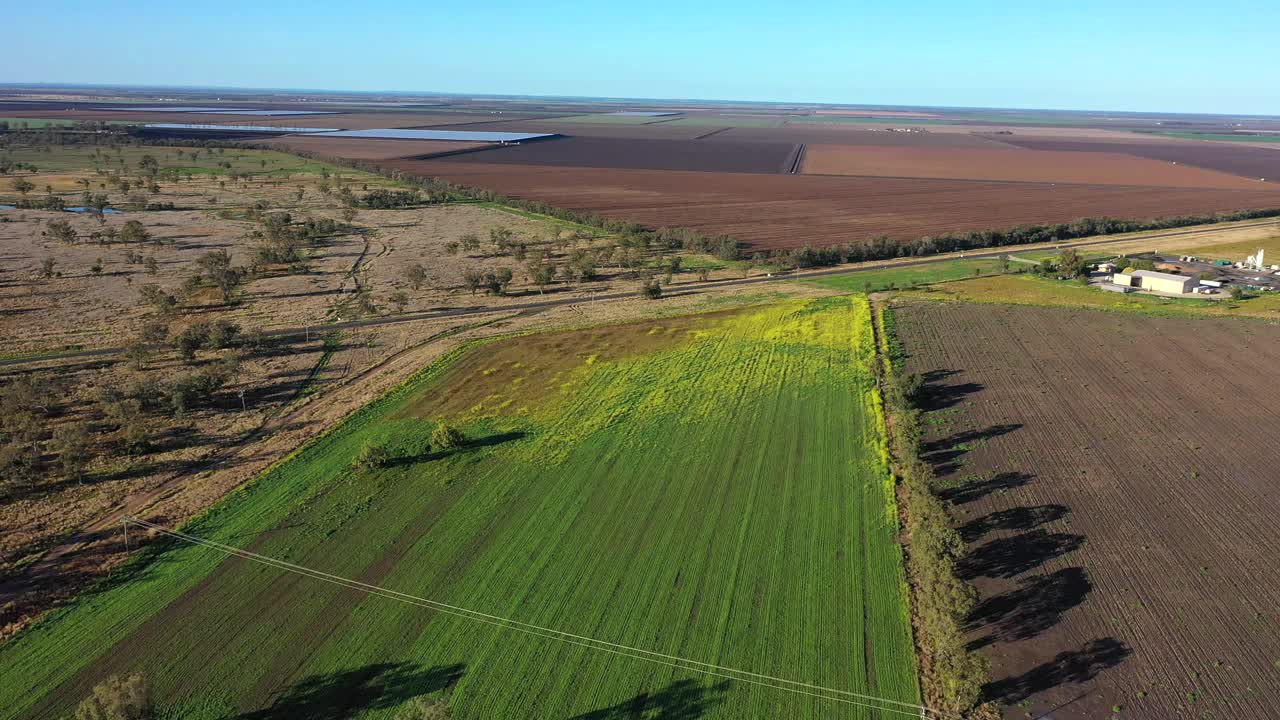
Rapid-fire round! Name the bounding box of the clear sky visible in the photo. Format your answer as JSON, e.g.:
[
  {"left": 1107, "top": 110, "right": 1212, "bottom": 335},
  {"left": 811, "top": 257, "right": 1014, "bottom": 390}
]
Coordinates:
[{"left": 8, "top": 0, "right": 1279, "bottom": 115}]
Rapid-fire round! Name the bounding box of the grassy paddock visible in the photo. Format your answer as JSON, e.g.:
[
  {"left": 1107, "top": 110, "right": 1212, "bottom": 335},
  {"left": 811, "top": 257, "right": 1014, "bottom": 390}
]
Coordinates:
[
  {"left": 804, "top": 258, "right": 1005, "bottom": 293},
  {"left": 898, "top": 273, "right": 1280, "bottom": 319},
  {"left": 0, "top": 298, "right": 920, "bottom": 720},
  {"left": 1174, "top": 235, "right": 1280, "bottom": 262}
]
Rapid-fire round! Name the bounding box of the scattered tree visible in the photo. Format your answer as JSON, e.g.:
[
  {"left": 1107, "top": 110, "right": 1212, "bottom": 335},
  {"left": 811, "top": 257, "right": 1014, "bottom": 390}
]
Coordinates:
[
  {"left": 639, "top": 278, "right": 663, "bottom": 300},
  {"left": 119, "top": 220, "right": 151, "bottom": 245},
  {"left": 51, "top": 422, "right": 91, "bottom": 483},
  {"left": 191, "top": 249, "right": 244, "bottom": 303},
  {"left": 45, "top": 218, "right": 78, "bottom": 244},
  {"left": 527, "top": 260, "right": 556, "bottom": 294},
  {"left": 73, "top": 673, "right": 154, "bottom": 720},
  {"left": 396, "top": 697, "right": 451, "bottom": 720},
  {"left": 403, "top": 263, "right": 428, "bottom": 290},
  {"left": 138, "top": 284, "right": 178, "bottom": 316},
  {"left": 390, "top": 291, "right": 410, "bottom": 314},
  {"left": 353, "top": 441, "right": 391, "bottom": 472},
  {"left": 461, "top": 267, "right": 485, "bottom": 295},
  {"left": 431, "top": 423, "right": 466, "bottom": 450}
]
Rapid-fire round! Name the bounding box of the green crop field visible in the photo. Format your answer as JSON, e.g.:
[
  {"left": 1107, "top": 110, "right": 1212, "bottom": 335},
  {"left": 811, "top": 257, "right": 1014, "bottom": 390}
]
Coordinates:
[
  {"left": 1174, "top": 235, "right": 1280, "bottom": 262},
  {"left": 803, "top": 258, "right": 1005, "bottom": 293},
  {"left": 0, "top": 297, "right": 919, "bottom": 720},
  {"left": 0, "top": 117, "right": 79, "bottom": 128}
]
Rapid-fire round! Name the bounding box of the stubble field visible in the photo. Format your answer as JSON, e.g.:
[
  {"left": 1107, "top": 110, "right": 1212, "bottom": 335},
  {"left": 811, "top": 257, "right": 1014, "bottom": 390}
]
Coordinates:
[{"left": 893, "top": 300, "right": 1280, "bottom": 720}]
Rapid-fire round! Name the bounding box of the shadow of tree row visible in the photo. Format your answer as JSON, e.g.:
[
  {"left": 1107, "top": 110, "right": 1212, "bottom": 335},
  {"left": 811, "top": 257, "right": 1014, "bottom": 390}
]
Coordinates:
[
  {"left": 569, "top": 679, "right": 730, "bottom": 720},
  {"left": 240, "top": 662, "right": 465, "bottom": 720},
  {"left": 240, "top": 666, "right": 726, "bottom": 720},
  {"left": 982, "top": 637, "right": 1131, "bottom": 706},
  {"left": 912, "top": 367, "right": 1120, "bottom": 707}
]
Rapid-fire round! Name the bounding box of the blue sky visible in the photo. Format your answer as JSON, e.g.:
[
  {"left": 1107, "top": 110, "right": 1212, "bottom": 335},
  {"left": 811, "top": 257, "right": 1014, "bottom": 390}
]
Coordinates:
[{"left": 8, "top": 0, "right": 1278, "bottom": 114}]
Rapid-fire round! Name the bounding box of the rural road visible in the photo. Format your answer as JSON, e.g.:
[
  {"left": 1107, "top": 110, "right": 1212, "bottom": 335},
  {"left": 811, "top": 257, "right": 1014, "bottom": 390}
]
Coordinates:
[{"left": 3, "top": 219, "right": 1276, "bottom": 369}]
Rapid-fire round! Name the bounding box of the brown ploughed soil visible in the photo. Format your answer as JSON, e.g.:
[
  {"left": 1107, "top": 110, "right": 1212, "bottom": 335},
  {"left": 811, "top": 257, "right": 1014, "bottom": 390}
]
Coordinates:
[
  {"left": 895, "top": 300, "right": 1280, "bottom": 720},
  {"left": 1000, "top": 137, "right": 1280, "bottom": 184},
  {"left": 258, "top": 136, "right": 488, "bottom": 160},
  {"left": 384, "top": 159, "right": 1280, "bottom": 251},
  {"left": 423, "top": 118, "right": 719, "bottom": 140},
  {"left": 432, "top": 136, "right": 799, "bottom": 173},
  {"left": 801, "top": 145, "right": 1267, "bottom": 189}
]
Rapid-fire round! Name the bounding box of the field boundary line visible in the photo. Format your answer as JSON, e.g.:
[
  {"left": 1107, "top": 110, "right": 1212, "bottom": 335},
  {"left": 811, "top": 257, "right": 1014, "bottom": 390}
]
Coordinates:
[{"left": 123, "top": 516, "right": 965, "bottom": 719}]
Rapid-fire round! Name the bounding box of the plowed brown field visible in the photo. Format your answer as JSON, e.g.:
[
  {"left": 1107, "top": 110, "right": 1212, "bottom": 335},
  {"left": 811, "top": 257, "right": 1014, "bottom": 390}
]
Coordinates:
[
  {"left": 426, "top": 118, "right": 717, "bottom": 140},
  {"left": 381, "top": 159, "right": 1280, "bottom": 250},
  {"left": 258, "top": 135, "right": 487, "bottom": 160},
  {"left": 895, "top": 301, "right": 1280, "bottom": 720},
  {"left": 432, "top": 136, "right": 798, "bottom": 173},
  {"left": 801, "top": 145, "right": 1266, "bottom": 189},
  {"left": 717, "top": 126, "right": 1009, "bottom": 147},
  {"left": 1001, "top": 137, "right": 1280, "bottom": 184}
]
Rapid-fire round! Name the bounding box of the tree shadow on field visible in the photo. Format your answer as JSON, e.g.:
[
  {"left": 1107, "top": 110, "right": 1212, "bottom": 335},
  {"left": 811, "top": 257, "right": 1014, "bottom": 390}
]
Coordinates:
[
  {"left": 958, "top": 504, "right": 1070, "bottom": 543},
  {"left": 569, "top": 679, "right": 731, "bottom": 720},
  {"left": 386, "top": 430, "right": 527, "bottom": 467},
  {"left": 966, "top": 567, "right": 1093, "bottom": 649},
  {"left": 917, "top": 369, "right": 981, "bottom": 412},
  {"left": 923, "top": 423, "right": 1022, "bottom": 475},
  {"left": 940, "top": 471, "right": 1033, "bottom": 506},
  {"left": 239, "top": 662, "right": 465, "bottom": 720},
  {"left": 982, "top": 637, "right": 1131, "bottom": 706},
  {"left": 956, "top": 529, "right": 1085, "bottom": 580}
]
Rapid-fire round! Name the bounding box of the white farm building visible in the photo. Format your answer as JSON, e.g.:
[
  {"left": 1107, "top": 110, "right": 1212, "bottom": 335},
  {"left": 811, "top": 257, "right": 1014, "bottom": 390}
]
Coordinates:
[{"left": 1111, "top": 270, "right": 1197, "bottom": 294}]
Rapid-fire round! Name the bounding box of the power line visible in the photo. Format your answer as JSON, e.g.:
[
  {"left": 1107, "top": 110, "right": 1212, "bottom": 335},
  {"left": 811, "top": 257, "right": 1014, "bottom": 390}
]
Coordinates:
[{"left": 124, "top": 516, "right": 965, "bottom": 719}]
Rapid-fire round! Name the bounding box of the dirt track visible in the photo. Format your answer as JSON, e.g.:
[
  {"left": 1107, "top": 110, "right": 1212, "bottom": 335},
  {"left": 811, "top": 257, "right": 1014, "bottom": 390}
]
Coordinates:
[{"left": 896, "top": 301, "right": 1280, "bottom": 720}]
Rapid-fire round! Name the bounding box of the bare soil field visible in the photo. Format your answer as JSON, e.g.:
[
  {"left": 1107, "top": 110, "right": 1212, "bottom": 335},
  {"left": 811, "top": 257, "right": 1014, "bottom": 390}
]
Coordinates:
[
  {"left": 257, "top": 135, "right": 488, "bottom": 160},
  {"left": 426, "top": 118, "right": 717, "bottom": 140},
  {"left": 432, "top": 136, "right": 799, "bottom": 173},
  {"left": 801, "top": 145, "right": 1266, "bottom": 189},
  {"left": 814, "top": 109, "right": 941, "bottom": 118},
  {"left": 716, "top": 126, "right": 1009, "bottom": 147},
  {"left": 894, "top": 301, "right": 1280, "bottom": 720},
  {"left": 243, "top": 112, "right": 519, "bottom": 129},
  {"left": 386, "top": 159, "right": 1280, "bottom": 250},
  {"left": 1000, "top": 137, "right": 1280, "bottom": 183}
]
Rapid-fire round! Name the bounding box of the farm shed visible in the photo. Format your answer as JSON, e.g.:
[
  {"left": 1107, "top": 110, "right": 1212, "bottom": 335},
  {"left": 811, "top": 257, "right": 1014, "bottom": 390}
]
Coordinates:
[{"left": 1113, "top": 269, "right": 1197, "bottom": 294}]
